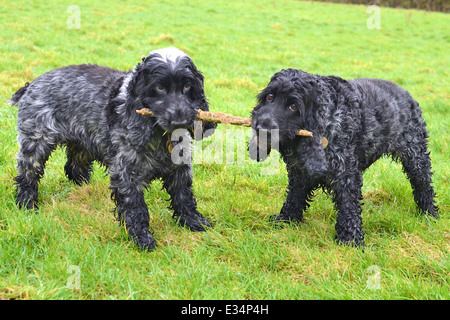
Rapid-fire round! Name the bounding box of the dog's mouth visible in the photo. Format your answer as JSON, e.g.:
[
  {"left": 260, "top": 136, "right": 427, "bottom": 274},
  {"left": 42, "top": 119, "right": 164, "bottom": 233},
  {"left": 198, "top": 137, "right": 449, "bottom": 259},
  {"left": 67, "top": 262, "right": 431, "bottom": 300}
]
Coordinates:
[
  {"left": 157, "top": 114, "right": 196, "bottom": 133},
  {"left": 166, "top": 139, "right": 180, "bottom": 154},
  {"left": 248, "top": 134, "right": 272, "bottom": 162},
  {"left": 165, "top": 129, "right": 192, "bottom": 154},
  {"left": 162, "top": 121, "right": 193, "bottom": 133}
]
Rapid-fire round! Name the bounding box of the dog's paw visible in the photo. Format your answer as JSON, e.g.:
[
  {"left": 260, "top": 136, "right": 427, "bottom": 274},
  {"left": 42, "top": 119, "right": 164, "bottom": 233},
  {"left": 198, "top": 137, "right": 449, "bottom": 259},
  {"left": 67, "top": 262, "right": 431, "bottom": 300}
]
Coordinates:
[
  {"left": 129, "top": 229, "right": 157, "bottom": 251},
  {"left": 270, "top": 213, "right": 302, "bottom": 227},
  {"left": 177, "top": 213, "right": 212, "bottom": 232},
  {"left": 16, "top": 192, "right": 38, "bottom": 212},
  {"left": 334, "top": 234, "right": 364, "bottom": 249}
]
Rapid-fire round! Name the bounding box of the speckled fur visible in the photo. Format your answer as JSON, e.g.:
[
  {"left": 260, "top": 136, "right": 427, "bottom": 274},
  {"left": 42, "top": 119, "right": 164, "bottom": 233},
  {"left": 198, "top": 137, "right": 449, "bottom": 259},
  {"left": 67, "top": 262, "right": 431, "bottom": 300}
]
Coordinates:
[
  {"left": 250, "top": 68, "right": 438, "bottom": 247},
  {"left": 11, "top": 47, "right": 216, "bottom": 251}
]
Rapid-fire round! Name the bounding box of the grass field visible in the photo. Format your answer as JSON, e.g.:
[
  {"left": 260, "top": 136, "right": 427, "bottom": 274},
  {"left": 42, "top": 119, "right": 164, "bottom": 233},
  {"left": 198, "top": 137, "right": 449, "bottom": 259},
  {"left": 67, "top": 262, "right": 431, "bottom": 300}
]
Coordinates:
[{"left": 0, "top": 0, "right": 448, "bottom": 300}]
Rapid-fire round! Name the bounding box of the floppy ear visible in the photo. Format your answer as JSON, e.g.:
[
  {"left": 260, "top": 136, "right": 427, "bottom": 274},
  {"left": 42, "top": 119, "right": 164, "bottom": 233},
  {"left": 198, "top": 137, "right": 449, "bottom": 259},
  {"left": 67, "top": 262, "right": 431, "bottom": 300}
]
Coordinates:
[
  {"left": 127, "top": 62, "right": 151, "bottom": 100},
  {"left": 301, "top": 133, "right": 328, "bottom": 178},
  {"left": 123, "top": 59, "right": 166, "bottom": 127},
  {"left": 115, "top": 64, "right": 155, "bottom": 145},
  {"left": 295, "top": 77, "right": 329, "bottom": 134},
  {"left": 188, "top": 61, "right": 216, "bottom": 140}
]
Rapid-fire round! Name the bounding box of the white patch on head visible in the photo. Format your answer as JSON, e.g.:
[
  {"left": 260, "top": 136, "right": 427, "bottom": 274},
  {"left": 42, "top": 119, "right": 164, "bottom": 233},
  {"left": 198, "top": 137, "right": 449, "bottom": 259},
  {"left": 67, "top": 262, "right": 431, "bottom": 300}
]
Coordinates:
[
  {"left": 149, "top": 47, "right": 188, "bottom": 64},
  {"left": 115, "top": 47, "right": 189, "bottom": 113}
]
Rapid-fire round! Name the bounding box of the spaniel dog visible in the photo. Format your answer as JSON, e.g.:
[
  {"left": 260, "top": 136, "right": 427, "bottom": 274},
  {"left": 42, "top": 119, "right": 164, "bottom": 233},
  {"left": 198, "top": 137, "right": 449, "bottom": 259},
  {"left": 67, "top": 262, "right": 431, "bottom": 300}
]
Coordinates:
[
  {"left": 11, "top": 47, "right": 216, "bottom": 251},
  {"left": 249, "top": 68, "right": 438, "bottom": 246}
]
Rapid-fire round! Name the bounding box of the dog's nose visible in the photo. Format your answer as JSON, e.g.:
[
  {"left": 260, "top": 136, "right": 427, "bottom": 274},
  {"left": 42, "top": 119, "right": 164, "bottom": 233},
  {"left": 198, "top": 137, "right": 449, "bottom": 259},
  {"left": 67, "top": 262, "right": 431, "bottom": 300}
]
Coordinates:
[
  {"left": 170, "top": 119, "right": 189, "bottom": 129},
  {"left": 256, "top": 124, "right": 272, "bottom": 131},
  {"left": 255, "top": 117, "right": 277, "bottom": 131}
]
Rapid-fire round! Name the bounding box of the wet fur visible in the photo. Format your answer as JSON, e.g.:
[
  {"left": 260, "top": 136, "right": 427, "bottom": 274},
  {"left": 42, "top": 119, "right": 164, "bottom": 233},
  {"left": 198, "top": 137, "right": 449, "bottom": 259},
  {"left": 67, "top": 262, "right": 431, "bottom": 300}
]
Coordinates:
[
  {"left": 250, "top": 68, "right": 438, "bottom": 246},
  {"left": 11, "top": 47, "right": 216, "bottom": 251}
]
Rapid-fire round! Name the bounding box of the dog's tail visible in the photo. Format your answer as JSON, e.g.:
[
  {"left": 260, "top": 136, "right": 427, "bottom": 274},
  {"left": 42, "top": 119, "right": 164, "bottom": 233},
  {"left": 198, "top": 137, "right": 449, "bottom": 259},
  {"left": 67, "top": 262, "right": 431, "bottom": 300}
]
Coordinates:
[{"left": 9, "top": 82, "right": 30, "bottom": 106}]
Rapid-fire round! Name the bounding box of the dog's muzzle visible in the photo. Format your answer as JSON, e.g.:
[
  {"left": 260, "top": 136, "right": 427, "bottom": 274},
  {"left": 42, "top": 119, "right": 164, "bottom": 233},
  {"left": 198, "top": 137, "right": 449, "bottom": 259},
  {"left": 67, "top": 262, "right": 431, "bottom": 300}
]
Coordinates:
[
  {"left": 248, "top": 114, "right": 280, "bottom": 161},
  {"left": 249, "top": 127, "right": 280, "bottom": 162},
  {"left": 169, "top": 119, "right": 190, "bottom": 130},
  {"left": 164, "top": 107, "right": 197, "bottom": 132}
]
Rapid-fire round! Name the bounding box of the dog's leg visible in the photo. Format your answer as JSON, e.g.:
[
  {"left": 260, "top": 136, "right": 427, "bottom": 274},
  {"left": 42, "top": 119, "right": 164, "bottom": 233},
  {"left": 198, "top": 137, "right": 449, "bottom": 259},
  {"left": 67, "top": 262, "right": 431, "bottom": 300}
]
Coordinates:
[
  {"left": 398, "top": 140, "right": 438, "bottom": 218},
  {"left": 109, "top": 166, "right": 156, "bottom": 251},
  {"left": 14, "top": 136, "right": 55, "bottom": 210},
  {"left": 162, "top": 164, "right": 211, "bottom": 231},
  {"left": 64, "top": 142, "right": 94, "bottom": 185},
  {"left": 332, "top": 165, "right": 365, "bottom": 247},
  {"left": 272, "top": 170, "right": 315, "bottom": 224}
]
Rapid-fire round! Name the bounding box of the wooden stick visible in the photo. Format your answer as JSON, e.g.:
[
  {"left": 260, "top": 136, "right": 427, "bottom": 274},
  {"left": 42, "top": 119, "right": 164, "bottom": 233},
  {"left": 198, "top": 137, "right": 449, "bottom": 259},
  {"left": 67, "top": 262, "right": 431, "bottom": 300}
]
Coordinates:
[{"left": 136, "top": 108, "right": 313, "bottom": 137}]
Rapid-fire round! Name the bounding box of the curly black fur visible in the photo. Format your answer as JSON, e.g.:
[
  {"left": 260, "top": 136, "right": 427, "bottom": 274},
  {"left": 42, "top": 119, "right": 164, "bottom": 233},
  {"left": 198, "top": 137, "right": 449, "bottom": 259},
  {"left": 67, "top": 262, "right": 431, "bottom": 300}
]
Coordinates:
[
  {"left": 11, "top": 47, "right": 216, "bottom": 251},
  {"left": 249, "top": 68, "right": 438, "bottom": 247}
]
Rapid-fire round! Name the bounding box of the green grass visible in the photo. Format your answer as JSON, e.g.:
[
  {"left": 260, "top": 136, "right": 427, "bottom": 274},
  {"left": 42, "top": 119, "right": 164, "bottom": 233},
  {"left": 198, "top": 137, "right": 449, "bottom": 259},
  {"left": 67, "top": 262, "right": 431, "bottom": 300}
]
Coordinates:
[{"left": 0, "top": 0, "right": 448, "bottom": 300}]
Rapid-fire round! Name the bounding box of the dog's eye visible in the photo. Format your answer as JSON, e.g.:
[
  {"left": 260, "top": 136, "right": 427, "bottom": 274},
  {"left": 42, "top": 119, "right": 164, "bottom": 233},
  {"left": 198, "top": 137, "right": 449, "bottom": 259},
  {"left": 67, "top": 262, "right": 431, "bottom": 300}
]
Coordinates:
[
  {"left": 266, "top": 94, "right": 274, "bottom": 102},
  {"left": 156, "top": 85, "right": 166, "bottom": 93},
  {"left": 183, "top": 84, "right": 191, "bottom": 93},
  {"left": 289, "top": 104, "right": 298, "bottom": 111}
]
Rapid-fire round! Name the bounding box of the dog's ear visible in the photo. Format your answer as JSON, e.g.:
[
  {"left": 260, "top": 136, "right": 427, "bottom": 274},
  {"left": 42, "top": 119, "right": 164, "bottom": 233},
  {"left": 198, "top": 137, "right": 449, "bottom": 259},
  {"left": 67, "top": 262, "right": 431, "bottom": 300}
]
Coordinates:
[
  {"left": 128, "top": 62, "right": 150, "bottom": 99},
  {"left": 301, "top": 133, "right": 328, "bottom": 178},
  {"left": 295, "top": 77, "right": 328, "bottom": 132},
  {"left": 117, "top": 63, "right": 155, "bottom": 132},
  {"left": 187, "top": 59, "right": 217, "bottom": 140},
  {"left": 186, "top": 58, "right": 207, "bottom": 109}
]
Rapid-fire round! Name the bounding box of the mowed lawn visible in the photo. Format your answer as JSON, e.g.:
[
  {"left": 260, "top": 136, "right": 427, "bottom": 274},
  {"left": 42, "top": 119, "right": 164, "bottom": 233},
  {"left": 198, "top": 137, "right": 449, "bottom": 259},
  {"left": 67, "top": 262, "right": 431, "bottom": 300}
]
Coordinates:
[{"left": 0, "top": 0, "right": 448, "bottom": 299}]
